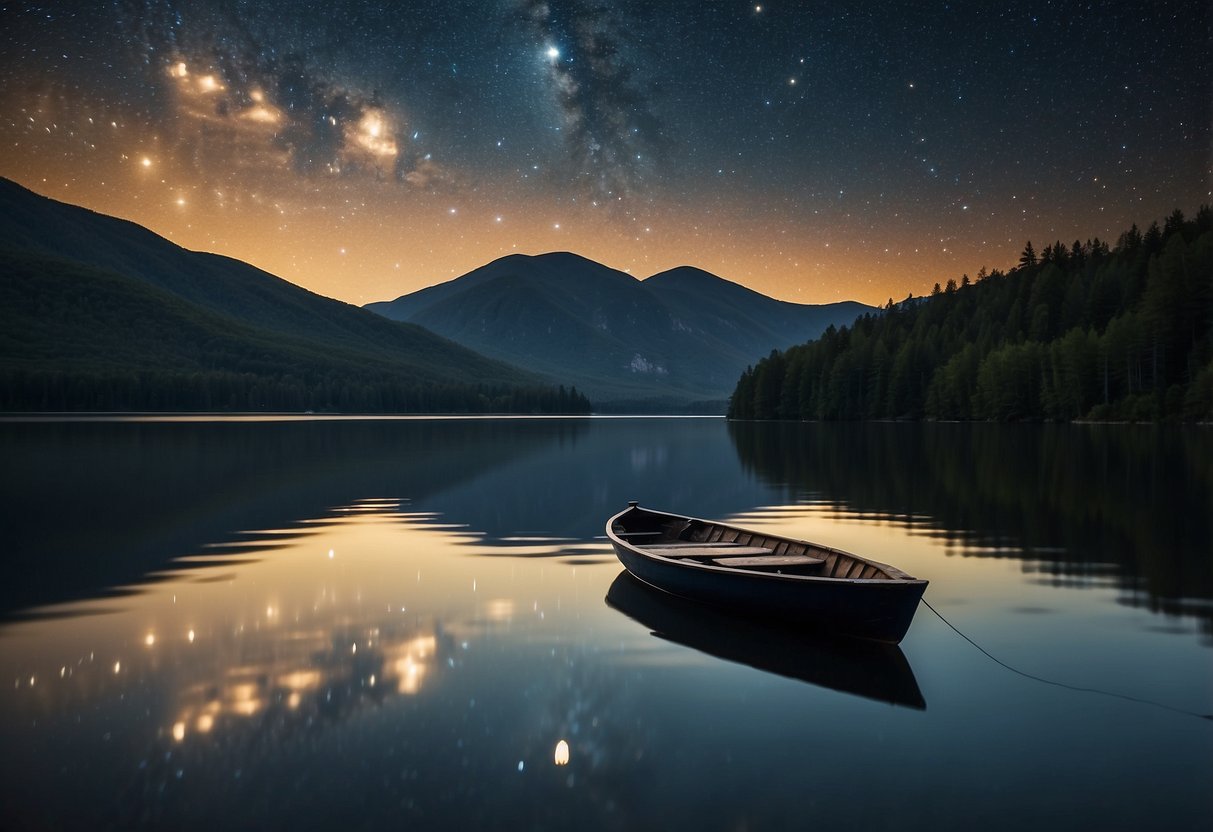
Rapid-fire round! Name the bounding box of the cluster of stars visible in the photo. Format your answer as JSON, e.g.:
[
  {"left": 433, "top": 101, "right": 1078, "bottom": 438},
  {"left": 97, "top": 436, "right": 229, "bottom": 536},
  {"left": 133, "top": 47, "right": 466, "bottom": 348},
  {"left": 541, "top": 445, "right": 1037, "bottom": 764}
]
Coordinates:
[{"left": 0, "top": 0, "right": 1205, "bottom": 305}]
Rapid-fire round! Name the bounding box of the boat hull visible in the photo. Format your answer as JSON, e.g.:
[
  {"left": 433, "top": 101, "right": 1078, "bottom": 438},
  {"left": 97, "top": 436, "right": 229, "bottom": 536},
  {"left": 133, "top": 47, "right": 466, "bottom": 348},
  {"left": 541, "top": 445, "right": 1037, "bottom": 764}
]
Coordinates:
[{"left": 607, "top": 505, "right": 927, "bottom": 643}]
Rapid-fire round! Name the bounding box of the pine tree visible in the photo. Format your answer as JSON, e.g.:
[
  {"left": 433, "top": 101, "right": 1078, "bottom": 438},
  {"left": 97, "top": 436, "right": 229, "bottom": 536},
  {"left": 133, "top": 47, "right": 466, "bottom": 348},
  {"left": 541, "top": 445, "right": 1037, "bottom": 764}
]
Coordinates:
[{"left": 1019, "top": 241, "right": 1038, "bottom": 269}]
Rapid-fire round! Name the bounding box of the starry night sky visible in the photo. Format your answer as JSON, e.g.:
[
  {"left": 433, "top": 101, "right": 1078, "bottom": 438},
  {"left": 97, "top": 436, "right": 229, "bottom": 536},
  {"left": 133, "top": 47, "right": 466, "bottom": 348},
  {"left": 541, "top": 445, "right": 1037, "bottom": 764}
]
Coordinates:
[{"left": 1, "top": 1, "right": 1209, "bottom": 306}]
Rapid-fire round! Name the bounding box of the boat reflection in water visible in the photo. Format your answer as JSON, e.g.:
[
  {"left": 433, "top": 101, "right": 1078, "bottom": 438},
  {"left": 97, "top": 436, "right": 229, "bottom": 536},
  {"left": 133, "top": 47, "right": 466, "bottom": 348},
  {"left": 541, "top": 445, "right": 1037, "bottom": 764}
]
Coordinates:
[{"left": 606, "top": 571, "right": 926, "bottom": 710}]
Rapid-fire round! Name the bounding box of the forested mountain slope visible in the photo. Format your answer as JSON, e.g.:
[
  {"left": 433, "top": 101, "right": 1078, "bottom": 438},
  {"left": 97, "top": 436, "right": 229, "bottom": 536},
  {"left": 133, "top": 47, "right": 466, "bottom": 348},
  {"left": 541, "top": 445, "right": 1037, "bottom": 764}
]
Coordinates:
[
  {"left": 730, "top": 208, "right": 1213, "bottom": 422},
  {"left": 0, "top": 179, "right": 590, "bottom": 413}
]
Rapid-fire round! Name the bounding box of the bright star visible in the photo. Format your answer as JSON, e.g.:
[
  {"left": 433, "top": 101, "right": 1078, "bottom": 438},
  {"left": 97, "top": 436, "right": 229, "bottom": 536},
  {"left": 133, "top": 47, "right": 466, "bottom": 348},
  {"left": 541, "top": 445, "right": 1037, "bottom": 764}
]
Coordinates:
[{"left": 546, "top": 46, "right": 560, "bottom": 60}]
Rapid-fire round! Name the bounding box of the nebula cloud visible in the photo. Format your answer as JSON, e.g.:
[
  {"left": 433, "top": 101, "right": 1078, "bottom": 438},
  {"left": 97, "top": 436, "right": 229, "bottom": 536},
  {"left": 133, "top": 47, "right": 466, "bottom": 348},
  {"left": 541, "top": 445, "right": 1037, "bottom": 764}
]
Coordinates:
[
  {"left": 116, "top": 0, "right": 449, "bottom": 188},
  {"left": 516, "top": 0, "right": 668, "bottom": 203}
]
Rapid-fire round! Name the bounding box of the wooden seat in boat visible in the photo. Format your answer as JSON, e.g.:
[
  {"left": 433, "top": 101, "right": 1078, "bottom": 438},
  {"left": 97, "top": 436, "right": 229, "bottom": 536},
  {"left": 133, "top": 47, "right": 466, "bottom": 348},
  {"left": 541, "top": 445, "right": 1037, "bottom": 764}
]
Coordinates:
[
  {"left": 643, "top": 541, "right": 750, "bottom": 549},
  {"left": 654, "top": 546, "right": 775, "bottom": 558},
  {"left": 712, "top": 554, "right": 826, "bottom": 568}
]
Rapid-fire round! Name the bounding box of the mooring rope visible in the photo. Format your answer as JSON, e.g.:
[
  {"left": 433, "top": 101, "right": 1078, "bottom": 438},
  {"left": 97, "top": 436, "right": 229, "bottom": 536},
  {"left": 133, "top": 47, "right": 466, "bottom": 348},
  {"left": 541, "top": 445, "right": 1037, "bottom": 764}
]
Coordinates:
[{"left": 919, "top": 596, "right": 1213, "bottom": 722}]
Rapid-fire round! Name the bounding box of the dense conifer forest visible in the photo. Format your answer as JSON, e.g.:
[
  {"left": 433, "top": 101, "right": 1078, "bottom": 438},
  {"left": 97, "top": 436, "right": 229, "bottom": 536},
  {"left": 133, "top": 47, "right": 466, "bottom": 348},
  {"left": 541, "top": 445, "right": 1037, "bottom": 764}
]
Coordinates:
[
  {"left": 729, "top": 208, "right": 1213, "bottom": 422},
  {"left": 0, "top": 368, "right": 592, "bottom": 415}
]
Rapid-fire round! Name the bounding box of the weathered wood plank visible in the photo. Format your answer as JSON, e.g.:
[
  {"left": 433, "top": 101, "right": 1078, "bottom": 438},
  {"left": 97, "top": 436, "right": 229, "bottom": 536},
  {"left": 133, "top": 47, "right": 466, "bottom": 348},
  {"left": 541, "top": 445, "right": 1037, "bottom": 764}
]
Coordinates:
[
  {"left": 657, "top": 546, "right": 775, "bottom": 558},
  {"left": 643, "top": 541, "right": 750, "bottom": 549},
  {"left": 840, "top": 559, "right": 864, "bottom": 579},
  {"left": 712, "top": 554, "right": 826, "bottom": 568}
]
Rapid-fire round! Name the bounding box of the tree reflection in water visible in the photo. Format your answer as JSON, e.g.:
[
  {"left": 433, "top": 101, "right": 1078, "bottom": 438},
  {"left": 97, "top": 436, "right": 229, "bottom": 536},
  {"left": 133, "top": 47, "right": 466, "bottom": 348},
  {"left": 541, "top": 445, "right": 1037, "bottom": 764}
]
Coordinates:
[{"left": 728, "top": 421, "right": 1213, "bottom": 631}]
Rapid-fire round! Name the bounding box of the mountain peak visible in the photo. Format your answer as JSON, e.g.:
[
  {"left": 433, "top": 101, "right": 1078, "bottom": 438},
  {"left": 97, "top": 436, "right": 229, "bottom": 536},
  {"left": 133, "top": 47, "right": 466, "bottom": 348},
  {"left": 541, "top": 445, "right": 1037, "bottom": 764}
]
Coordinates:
[
  {"left": 368, "top": 250, "right": 873, "bottom": 410},
  {"left": 530, "top": 250, "right": 604, "bottom": 266},
  {"left": 645, "top": 264, "right": 788, "bottom": 307},
  {"left": 645, "top": 265, "right": 736, "bottom": 289},
  {"left": 481, "top": 250, "right": 624, "bottom": 272},
  {"left": 646, "top": 265, "right": 721, "bottom": 281}
]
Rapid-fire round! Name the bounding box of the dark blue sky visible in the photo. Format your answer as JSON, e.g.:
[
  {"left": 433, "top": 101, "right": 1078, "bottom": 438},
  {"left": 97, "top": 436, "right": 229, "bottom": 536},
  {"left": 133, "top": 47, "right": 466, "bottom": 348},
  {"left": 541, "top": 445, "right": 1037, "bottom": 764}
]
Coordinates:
[{"left": 1, "top": 1, "right": 1208, "bottom": 304}]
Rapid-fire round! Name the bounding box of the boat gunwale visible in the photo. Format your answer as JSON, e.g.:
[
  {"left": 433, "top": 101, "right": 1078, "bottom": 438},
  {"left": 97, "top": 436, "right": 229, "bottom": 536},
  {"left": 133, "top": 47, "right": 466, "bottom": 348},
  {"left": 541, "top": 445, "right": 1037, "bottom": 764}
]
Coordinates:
[{"left": 606, "top": 505, "right": 926, "bottom": 587}]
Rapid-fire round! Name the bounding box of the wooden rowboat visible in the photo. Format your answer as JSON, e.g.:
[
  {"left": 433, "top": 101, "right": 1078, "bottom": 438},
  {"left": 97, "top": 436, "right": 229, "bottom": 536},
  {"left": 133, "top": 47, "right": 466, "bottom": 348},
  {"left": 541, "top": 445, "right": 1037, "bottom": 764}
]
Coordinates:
[{"left": 606, "top": 502, "right": 928, "bottom": 643}]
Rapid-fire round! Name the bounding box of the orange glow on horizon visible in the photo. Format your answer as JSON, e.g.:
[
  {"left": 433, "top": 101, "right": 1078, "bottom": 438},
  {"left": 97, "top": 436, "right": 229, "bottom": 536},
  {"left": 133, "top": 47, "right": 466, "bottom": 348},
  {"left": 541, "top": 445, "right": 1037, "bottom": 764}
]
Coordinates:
[
  {"left": 0, "top": 162, "right": 1057, "bottom": 308},
  {"left": 1, "top": 92, "right": 1184, "bottom": 310}
]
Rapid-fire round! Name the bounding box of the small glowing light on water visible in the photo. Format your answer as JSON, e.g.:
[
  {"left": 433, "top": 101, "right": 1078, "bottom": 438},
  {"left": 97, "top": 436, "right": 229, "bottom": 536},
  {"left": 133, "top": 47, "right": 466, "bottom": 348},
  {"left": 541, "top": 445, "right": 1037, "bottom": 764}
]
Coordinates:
[
  {"left": 369, "top": 674, "right": 376, "bottom": 687},
  {"left": 279, "top": 671, "right": 321, "bottom": 691},
  {"left": 266, "top": 606, "right": 274, "bottom": 618},
  {"left": 351, "top": 642, "right": 358, "bottom": 655},
  {"left": 188, "top": 629, "right": 195, "bottom": 643},
  {"left": 196, "top": 714, "right": 214, "bottom": 733},
  {"left": 554, "top": 740, "right": 570, "bottom": 766},
  {"left": 287, "top": 692, "right": 301, "bottom": 709},
  {"left": 145, "top": 633, "right": 156, "bottom": 647},
  {"left": 29, "top": 676, "right": 35, "bottom": 686},
  {"left": 172, "top": 722, "right": 186, "bottom": 742},
  {"left": 113, "top": 661, "right": 121, "bottom": 674},
  {"left": 328, "top": 549, "right": 335, "bottom": 559},
  {"left": 60, "top": 666, "right": 66, "bottom": 678},
  {"left": 517, "top": 760, "right": 525, "bottom": 772},
  {"left": 229, "top": 684, "right": 260, "bottom": 716}
]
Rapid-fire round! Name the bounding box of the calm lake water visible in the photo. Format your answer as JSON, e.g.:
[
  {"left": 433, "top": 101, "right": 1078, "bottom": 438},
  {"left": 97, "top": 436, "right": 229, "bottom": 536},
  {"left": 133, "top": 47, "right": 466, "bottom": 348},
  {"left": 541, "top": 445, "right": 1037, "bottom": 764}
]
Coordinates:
[{"left": 1, "top": 417, "right": 1210, "bottom": 830}]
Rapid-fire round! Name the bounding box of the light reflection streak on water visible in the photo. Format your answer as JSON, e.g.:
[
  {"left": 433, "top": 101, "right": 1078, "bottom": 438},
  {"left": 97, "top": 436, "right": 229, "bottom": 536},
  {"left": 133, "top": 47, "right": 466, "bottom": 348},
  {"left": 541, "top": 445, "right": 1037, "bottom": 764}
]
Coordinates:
[{"left": 1, "top": 497, "right": 614, "bottom": 753}]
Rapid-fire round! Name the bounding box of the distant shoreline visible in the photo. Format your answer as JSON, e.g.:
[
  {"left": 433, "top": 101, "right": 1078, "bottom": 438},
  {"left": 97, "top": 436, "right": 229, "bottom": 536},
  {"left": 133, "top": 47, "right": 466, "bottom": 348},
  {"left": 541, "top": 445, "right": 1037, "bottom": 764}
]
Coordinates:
[
  {"left": 8, "top": 413, "right": 1206, "bottom": 425},
  {"left": 724, "top": 417, "right": 1210, "bottom": 427},
  {"left": 0, "top": 412, "right": 727, "bottom": 422}
]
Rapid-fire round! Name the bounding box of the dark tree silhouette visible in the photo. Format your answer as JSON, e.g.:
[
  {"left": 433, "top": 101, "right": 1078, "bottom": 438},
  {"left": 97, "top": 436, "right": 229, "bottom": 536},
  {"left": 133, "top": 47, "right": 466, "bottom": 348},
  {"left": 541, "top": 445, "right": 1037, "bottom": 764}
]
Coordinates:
[{"left": 729, "top": 208, "right": 1213, "bottom": 423}]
